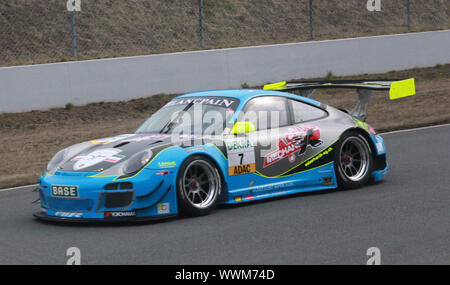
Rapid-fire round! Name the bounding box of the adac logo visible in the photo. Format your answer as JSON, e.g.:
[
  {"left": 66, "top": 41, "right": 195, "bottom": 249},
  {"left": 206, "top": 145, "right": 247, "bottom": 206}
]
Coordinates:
[{"left": 158, "top": 161, "right": 177, "bottom": 168}]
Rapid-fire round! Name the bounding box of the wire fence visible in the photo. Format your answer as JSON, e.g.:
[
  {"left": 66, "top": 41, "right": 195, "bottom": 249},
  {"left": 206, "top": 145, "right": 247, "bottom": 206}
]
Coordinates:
[{"left": 1, "top": 0, "right": 449, "bottom": 67}]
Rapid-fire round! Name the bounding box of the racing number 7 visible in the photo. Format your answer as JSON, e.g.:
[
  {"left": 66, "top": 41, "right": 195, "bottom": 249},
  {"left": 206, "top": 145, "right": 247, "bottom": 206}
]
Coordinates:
[{"left": 238, "top": 153, "right": 244, "bottom": 165}]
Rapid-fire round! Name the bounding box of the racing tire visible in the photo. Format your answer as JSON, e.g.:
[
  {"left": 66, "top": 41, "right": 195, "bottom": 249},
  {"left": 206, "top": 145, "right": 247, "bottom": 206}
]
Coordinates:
[
  {"left": 335, "top": 131, "right": 373, "bottom": 190},
  {"left": 176, "top": 155, "right": 222, "bottom": 216}
]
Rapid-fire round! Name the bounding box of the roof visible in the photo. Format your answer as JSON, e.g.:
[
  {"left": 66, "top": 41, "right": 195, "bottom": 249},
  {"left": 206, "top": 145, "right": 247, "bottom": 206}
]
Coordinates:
[{"left": 177, "top": 89, "right": 321, "bottom": 107}]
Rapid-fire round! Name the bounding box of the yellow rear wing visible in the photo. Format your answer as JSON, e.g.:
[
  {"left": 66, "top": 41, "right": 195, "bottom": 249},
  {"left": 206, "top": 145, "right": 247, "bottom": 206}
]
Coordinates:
[
  {"left": 263, "top": 78, "right": 416, "bottom": 121},
  {"left": 263, "top": 78, "right": 416, "bottom": 100}
]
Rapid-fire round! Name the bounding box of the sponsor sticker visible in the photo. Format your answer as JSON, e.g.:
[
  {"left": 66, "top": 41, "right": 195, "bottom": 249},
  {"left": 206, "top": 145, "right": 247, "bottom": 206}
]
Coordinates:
[
  {"left": 229, "top": 163, "right": 256, "bottom": 176},
  {"left": 264, "top": 126, "right": 322, "bottom": 168},
  {"left": 322, "top": 177, "right": 334, "bottom": 186},
  {"left": 304, "top": 147, "right": 333, "bottom": 167},
  {"left": 157, "top": 203, "right": 170, "bottom": 214},
  {"left": 55, "top": 212, "right": 83, "bottom": 218},
  {"left": 51, "top": 185, "right": 79, "bottom": 197},
  {"left": 72, "top": 148, "right": 125, "bottom": 170},
  {"left": 104, "top": 154, "right": 126, "bottom": 163},
  {"left": 165, "top": 97, "right": 238, "bottom": 109},
  {"left": 376, "top": 142, "right": 384, "bottom": 153},
  {"left": 225, "top": 138, "right": 256, "bottom": 176},
  {"left": 91, "top": 134, "right": 135, "bottom": 145},
  {"left": 104, "top": 211, "right": 136, "bottom": 219},
  {"left": 185, "top": 147, "right": 206, "bottom": 153},
  {"left": 158, "top": 162, "right": 177, "bottom": 168}
]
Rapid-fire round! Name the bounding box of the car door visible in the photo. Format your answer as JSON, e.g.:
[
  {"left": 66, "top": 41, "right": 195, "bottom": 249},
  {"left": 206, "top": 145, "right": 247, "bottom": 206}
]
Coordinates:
[
  {"left": 245, "top": 97, "right": 332, "bottom": 191},
  {"left": 222, "top": 96, "right": 288, "bottom": 193},
  {"left": 225, "top": 96, "right": 333, "bottom": 197}
]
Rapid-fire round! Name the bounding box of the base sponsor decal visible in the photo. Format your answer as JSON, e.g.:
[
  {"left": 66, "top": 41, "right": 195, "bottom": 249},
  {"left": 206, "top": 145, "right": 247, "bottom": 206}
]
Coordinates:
[{"left": 51, "top": 185, "right": 79, "bottom": 197}]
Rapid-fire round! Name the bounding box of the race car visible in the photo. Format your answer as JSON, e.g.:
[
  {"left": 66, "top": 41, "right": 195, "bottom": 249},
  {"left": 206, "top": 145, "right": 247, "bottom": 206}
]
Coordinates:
[{"left": 34, "top": 78, "right": 415, "bottom": 222}]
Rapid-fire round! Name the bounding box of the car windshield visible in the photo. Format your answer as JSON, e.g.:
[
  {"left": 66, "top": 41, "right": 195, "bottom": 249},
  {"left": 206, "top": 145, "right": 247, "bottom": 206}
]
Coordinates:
[{"left": 135, "top": 97, "right": 240, "bottom": 135}]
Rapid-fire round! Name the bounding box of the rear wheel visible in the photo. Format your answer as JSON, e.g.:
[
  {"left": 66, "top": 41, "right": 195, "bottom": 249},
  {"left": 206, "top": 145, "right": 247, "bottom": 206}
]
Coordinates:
[
  {"left": 335, "top": 132, "right": 373, "bottom": 189},
  {"left": 176, "top": 156, "right": 222, "bottom": 216}
]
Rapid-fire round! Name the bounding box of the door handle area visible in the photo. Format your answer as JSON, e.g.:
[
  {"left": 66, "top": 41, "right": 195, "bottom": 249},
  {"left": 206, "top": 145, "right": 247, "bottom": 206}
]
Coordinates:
[{"left": 298, "top": 129, "right": 314, "bottom": 155}]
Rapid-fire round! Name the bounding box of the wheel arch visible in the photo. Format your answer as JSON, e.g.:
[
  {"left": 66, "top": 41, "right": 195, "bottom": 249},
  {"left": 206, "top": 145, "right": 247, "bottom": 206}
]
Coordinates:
[
  {"left": 342, "top": 127, "right": 376, "bottom": 156},
  {"left": 335, "top": 127, "right": 376, "bottom": 188},
  {"left": 177, "top": 151, "right": 228, "bottom": 196}
]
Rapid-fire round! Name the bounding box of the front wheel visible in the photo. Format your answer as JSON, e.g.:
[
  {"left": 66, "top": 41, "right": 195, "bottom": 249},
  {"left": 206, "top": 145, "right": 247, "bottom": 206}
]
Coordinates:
[
  {"left": 176, "top": 156, "right": 222, "bottom": 216},
  {"left": 335, "top": 132, "right": 373, "bottom": 189}
]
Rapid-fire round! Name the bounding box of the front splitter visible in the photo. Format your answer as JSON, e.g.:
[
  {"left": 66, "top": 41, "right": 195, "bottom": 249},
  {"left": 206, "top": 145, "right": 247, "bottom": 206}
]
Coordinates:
[{"left": 33, "top": 211, "right": 177, "bottom": 224}]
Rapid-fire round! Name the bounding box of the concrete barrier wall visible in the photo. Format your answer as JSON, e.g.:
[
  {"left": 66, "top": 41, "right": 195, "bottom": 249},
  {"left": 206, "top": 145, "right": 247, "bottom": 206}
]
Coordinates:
[{"left": 1, "top": 30, "right": 449, "bottom": 113}]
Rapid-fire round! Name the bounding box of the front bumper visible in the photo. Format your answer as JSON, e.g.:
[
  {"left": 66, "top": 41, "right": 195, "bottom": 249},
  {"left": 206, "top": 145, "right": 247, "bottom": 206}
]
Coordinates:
[
  {"left": 370, "top": 134, "right": 389, "bottom": 183},
  {"left": 36, "top": 168, "right": 178, "bottom": 222},
  {"left": 33, "top": 210, "right": 176, "bottom": 223}
]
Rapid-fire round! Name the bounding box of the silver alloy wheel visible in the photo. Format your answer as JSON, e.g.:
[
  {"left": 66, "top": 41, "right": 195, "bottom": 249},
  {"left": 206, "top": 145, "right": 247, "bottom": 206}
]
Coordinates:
[
  {"left": 182, "top": 160, "right": 220, "bottom": 209},
  {"left": 339, "top": 136, "right": 370, "bottom": 182}
]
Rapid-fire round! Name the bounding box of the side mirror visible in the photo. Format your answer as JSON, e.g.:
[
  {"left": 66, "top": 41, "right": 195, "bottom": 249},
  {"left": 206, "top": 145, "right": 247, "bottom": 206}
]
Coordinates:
[{"left": 230, "top": 121, "right": 256, "bottom": 135}]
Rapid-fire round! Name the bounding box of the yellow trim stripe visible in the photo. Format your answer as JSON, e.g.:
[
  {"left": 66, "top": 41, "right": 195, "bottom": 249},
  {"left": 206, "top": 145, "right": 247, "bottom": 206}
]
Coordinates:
[
  {"left": 255, "top": 162, "right": 334, "bottom": 179},
  {"left": 255, "top": 138, "right": 339, "bottom": 179},
  {"left": 113, "top": 145, "right": 178, "bottom": 181},
  {"left": 88, "top": 144, "right": 176, "bottom": 179}
]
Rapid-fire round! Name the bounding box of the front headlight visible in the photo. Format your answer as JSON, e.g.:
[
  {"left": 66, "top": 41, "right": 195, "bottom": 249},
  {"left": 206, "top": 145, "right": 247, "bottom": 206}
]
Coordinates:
[
  {"left": 46, "top": 142, "right": 93, "bottom": 174},
  {"left": 46, "top": 149, "right": 67, "bottom": 172},
  {"left": 123, "top": 150, "right": 153, "bottom": 175}
]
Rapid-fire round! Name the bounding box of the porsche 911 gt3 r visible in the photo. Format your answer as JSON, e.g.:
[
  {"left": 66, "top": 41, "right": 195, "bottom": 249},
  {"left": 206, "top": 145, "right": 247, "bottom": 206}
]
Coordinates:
[{"left": 34, "top": 78, "right": 415, "bottom": 222}]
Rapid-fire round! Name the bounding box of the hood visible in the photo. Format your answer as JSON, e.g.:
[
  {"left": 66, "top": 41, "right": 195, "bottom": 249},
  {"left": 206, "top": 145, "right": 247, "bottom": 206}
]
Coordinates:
[{"left": 58, "top": 134, "right": 175, "bottom": 173}]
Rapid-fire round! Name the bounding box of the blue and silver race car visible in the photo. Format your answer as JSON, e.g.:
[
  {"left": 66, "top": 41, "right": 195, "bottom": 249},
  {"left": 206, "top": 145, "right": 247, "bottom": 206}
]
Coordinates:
[{"left": 34, "top": 79, "right": 415, "bottom": 222}]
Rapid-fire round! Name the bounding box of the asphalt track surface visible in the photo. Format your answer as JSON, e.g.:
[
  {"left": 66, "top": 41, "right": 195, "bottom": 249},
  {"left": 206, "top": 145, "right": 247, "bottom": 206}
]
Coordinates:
[{"left": 0, "top": 125, "right": 449, "bottom": 265}]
